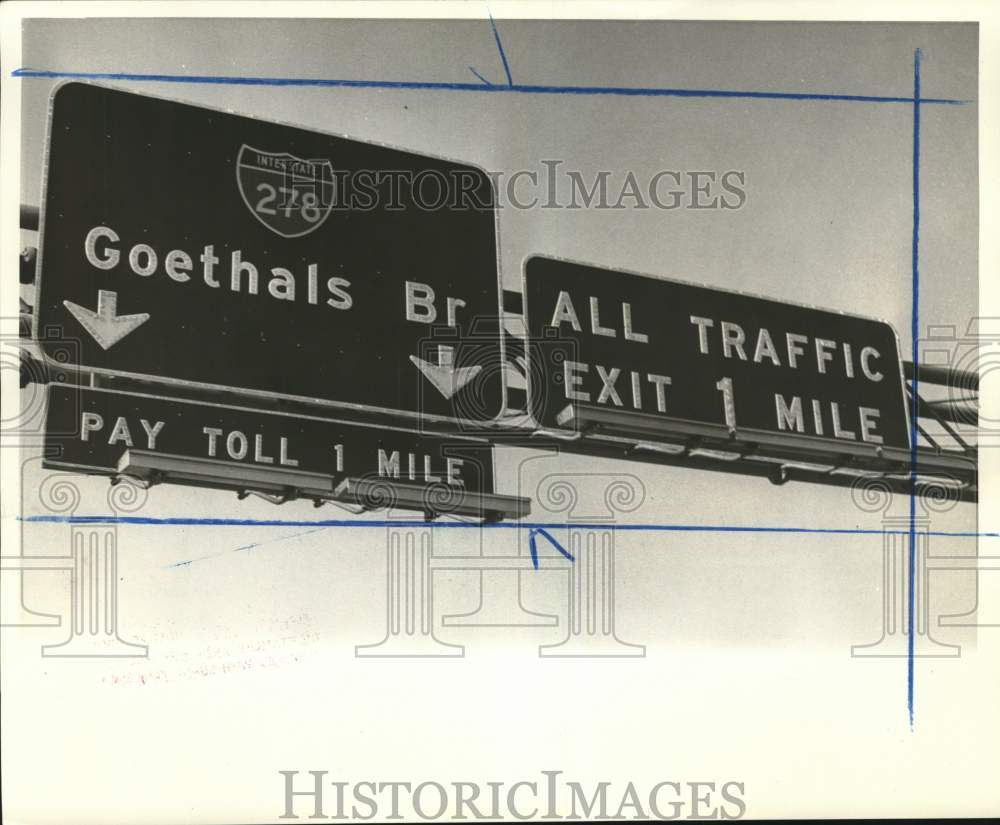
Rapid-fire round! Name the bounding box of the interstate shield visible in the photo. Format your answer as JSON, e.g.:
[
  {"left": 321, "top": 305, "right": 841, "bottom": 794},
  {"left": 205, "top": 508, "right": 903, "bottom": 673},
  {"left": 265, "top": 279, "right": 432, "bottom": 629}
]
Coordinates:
[{"left": 236, "top": 144, "right": 336, "bottom": 238}]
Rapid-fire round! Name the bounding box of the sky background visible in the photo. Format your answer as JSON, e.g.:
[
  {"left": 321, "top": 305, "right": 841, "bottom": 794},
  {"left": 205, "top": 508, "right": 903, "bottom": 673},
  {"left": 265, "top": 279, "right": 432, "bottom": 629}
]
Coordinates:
[{"left": 6, "top": 16, "right": 990, "bottom": 823}]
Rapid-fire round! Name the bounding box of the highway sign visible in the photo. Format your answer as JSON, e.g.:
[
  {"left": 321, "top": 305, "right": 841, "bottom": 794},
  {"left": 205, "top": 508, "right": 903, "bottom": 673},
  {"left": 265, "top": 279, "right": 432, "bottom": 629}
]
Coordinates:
[
  {"left": 35, "top": 82, "right": 504, "bottom": 425},
  {"left": 523, "top": 256, "right": 911, "bottom": 449},
  {"left": 44, "top": 385, "right": 497, "bottom": 502}
]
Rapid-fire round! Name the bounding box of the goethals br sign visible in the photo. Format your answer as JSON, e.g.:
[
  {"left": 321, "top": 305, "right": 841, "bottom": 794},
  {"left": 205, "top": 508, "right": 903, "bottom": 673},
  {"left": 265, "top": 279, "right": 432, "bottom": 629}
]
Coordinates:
[
  {"left": 35, "top": 82, "right": 504, "bottom": 425},
  {"left": 523, "top": 256, "right": 911, "bottom": 449}
]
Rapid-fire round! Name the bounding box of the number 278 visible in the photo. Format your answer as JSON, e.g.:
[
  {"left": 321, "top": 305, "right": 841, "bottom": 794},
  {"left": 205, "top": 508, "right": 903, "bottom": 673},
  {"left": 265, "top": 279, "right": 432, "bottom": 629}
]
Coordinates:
[{"left": 254, "top": 183, "right": 323, "bottom": 222}]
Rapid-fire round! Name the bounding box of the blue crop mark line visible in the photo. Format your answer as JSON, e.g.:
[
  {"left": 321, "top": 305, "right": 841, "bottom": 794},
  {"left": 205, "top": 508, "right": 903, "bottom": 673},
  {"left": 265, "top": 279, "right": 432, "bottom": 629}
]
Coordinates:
[
  {"left": 527, "top": 527, "right": 574, "bottom": 569},
  {"left": 468, "top": 66, "right": 493, "bottom": 86},
  {"left": 10, "top": 68, "right": 967, "bottom": 106},
  {"left": 19, "top": 515, "right": 999, "bottom": 539},
  {"left": 908, "top": 48, "right": 922, "bottom": 731},
  {"left": 488, "top": 10, "right": 513, "bottom": 87}
]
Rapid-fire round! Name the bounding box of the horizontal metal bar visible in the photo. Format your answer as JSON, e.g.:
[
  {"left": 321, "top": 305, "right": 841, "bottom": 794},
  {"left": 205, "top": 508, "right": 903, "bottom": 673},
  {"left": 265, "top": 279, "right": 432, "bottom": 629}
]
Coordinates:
[
  {"left": 904, "top": 360, "right": 979, "bottom": 392},
  {"left": 347, "top": 477, "right": 531, "bottom": 521},
  {"left": 111, "top": 450, "right": 530, "bottom": 521},
  {"left": 917, "top": 398, "right": 977, "bottom": 426},
  {"left": 118, "top": 450, "right": 337, "bottom": 496},
  {"left": 502, "top": 289, "right": 523, "bottom": 315},
  {"left": 20, "top": 204, "right": 39, "bottom": 232},
  {"left": 20, "top": 246, "right": 37, "bottom": 284},
  {"left": 549, "top": 402, "right": 977, "bottom": 501}
]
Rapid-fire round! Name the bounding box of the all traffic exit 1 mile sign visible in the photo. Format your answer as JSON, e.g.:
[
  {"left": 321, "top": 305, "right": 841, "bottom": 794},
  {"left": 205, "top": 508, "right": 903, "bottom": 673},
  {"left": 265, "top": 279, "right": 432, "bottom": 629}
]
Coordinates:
[
  {"left": 34, "top": 82, "right": 505, "bottom": 426},
  {"left": 523, "top": 256, "right": 911, "bottom": 450}
]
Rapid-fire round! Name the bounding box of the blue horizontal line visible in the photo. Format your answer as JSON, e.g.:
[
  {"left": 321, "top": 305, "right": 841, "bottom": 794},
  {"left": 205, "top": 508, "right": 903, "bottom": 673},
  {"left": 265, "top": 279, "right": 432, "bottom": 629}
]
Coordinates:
[
  {"left": 11, "top": 68, "right": 968, "bottom": 105},
  {"left": 18, "top": 515, "right": 998, "bottom": 538}
]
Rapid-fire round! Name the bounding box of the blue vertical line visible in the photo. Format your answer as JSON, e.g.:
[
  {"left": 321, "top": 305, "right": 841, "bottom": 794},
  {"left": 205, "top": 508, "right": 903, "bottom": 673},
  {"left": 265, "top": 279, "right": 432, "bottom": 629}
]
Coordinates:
[
  {"left": 488, "top": 11, "right": 513, "bottom": 87},
  {"left": 908, "top": 47, "right": 922, "bottom": 730}
]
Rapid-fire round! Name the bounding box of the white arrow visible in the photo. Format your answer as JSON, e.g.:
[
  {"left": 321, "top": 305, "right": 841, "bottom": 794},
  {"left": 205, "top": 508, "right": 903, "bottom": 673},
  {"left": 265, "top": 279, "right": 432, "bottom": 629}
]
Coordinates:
[
  {"left": 409, "top": 344, "right": 482, "bottom": 400},
  {"left": 63, "top": 290, "right": 150, "bottom": 350}
]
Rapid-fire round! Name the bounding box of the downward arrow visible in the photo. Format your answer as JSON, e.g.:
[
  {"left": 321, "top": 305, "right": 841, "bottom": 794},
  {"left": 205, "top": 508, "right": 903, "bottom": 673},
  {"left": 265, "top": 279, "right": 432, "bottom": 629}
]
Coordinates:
[
  {"left": 63, "top": 290, "right": 150, "bottom": 350},
  {"left": 409, "top": 345, "right": 482, "bottom": 400}
]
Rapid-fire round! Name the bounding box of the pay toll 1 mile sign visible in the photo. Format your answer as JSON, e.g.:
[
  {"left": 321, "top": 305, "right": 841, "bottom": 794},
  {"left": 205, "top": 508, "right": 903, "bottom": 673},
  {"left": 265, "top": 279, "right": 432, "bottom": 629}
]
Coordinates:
[
  {"left": 35, "top": 82, "right": 504, "bottom": 425},
  {"left": 44, "top": 385, "right": 495, "bottom": 496},
  {"left": 523, "top": 256, "right": 911, "bottom": 450}
]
